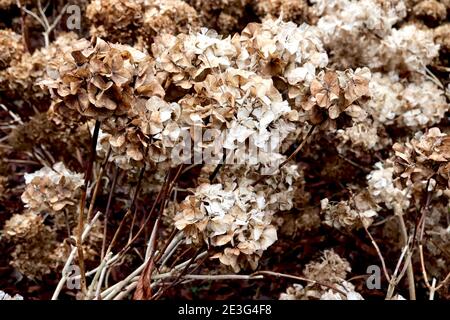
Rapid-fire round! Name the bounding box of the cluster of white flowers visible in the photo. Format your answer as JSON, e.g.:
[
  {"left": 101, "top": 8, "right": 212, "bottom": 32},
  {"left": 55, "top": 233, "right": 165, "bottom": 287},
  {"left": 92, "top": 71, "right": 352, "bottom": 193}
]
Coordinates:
[
  {"left": 314, "top": 0, "right": 406, "bottom": 38},
  {"left": 21, "top": 162, "right": 84, "bottom": 213},
  {"left": 401, "top": 80, "right": 448, "bottom": 128},
  {"left": 367, "top": 72, "right": 447, "bottom": 128},
  {"left": 367, "top": 161, "right": 410, "bottom": 215},
  {"left": 312, "top": 0, "right": 440, "bottom": 73},
  {"left": 174, "top": 183, "right": 277, "bottom": 272},
  {"left": 382, "top": 24, "right": 440, "bottom": 72},
  {"left": 336, "top": 121, "right": 383, "bottom": 151}
]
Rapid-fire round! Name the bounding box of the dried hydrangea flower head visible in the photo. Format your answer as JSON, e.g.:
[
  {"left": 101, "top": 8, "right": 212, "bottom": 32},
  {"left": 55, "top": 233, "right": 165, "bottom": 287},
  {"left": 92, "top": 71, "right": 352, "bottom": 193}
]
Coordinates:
[
  {"left": 312, "top": 0, "right": 440, "bottom": 73},
  {"left": 313, "top": 0, "right": 406, "bottom": 68},
  {"left": 3, "top": 211, "right": 45, "bottom": 240},
  {"left": 321, "top": 191, "right": 378, "bottom": 230},
  {"left": 2, "top": 211, "right": 57, "bottom": 279},
  {"left": 45, "top": 37, "right": 151, "bottom": 119},
  {"left": 393, "top": 128, "right": 450, "bottom": 191},
  {"left": 383, "top": 24, "right": 440, "bottom": 72},
  {"left": 303, "top": 67, "right": 371, "bottom": 124},
  {"left": 200, "top": 162, "right": 307, "bottom": 212},
  {"left": 237, "top": 19, "right": 328, "bottom": 85},
  {"left": 0, "top": 29, "right": 24, "bottom": 70},
  {"left": 280, "top": 250, "right": 364, "bottom": 300},
  {"left": 186, "top": 0, "right": 250, "bottom": 34},
  {"left": 174, "top": 183, "right": 277, "bottom": 272},
  {"left": 98, "top": 96, "right": 183, "bottom": 169},
  {"left": 1, "top": 33, "right": 78, "bottom": 102},
  {"left": 21, "top": 162, "right": 84, "bottom": 213},
  {"left": 367, "top": 161, "right": 410, "bottom": 215},
  {"left": 365, "top": 72, "right": 447, "bottom": 130},
  {"left": 142, "top": 0, "right": 200, "bottom": 40},
  {"left": 412, "top": 0, "right": 447, "bottom": 22},
  {"left": 303, "top": 249, "right": 351, "bottom": 283},
  {"left": 86, "top": 0, "right": 145, "bottom": 43},
  {"left": 434, "top": 23, "right": 450, "bottom": 52}
]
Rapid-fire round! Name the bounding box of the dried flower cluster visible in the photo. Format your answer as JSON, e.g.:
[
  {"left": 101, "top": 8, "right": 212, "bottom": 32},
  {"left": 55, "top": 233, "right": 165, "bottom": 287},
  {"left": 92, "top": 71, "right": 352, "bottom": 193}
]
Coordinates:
[
  {"left": 0, "top": 0, "right": 449, "bottom": 301},
  {"left": 86, "top": 0, "right": 200, "bottom": 44},
  {"left": 280, "top": 250, "right": 364, "bottom": 300},
  {"left": 22, "top": 162, "right": 84, "bottom": 213},
  {"left": 2, "top": 211, "right": 58, "bottom": 279},
  {"left": 1, "top": 33, "right": 79, "bottom": 102},
  {"left": 174, "top": 183, "right": 277, "bottom": 272}
]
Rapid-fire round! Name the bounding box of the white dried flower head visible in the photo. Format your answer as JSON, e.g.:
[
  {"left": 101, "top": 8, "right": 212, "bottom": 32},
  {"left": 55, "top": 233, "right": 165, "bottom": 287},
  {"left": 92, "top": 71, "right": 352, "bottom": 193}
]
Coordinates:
[
  {"left": 237, "top": 18, "right": 328, "bottom": 89},
  {"left": 401, "top": 80, "right": 448, "bottom": 128},
  {"left": 366, "top": 72, "right": 404, "bottom": 125},
  {"left": 315, "top": 0, "right": 406, "bottom": 38},
  {"left": 366, "top": 72, "right": 447, "bottom": 129},
  {"left": 383, "top": 24, "right": 440, "bottom": 72},
  {"left": 21, "top": 162, "right": 84, "bottom": 213},
  {"left": 0, "top": 290, "right": 23, "bottom": 300},
  {"left": 174, "top": 183, "right": 277, "bottom": 272},
  {"left": 367, "top": 161, "right": 410, "bottom": 215},
  {"left": 95, "top": 95, "right": 183, "bottom": 169},
  {"left": 336, "top": 121, "right": 384, "bottom": 151},
  {"left": 278, "top": 284, "right": 318, "bottom": 300},
  {"left": 312, "top": 0, "right": 406, "bottom": 69},
  {"left": 2, "top": 33, "right": 78, "bottom": 102},
  {"left": 152, "top": 28, "right": 237, "bottom": 90},
  {"left": 257, "top": 163, "right": 305, "bottom": 211},
  {"left": 280, "top": 250, "right": 363, "bottom": 300}
]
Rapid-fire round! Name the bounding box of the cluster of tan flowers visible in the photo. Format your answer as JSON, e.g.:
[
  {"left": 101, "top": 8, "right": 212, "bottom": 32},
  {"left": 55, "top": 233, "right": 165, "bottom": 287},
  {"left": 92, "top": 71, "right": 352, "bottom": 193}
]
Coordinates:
[
  {"left": 280, "top": 250, "right": 364, "bottom": 300},
  {"left": 2, "top": 211, "right": 58, "bottom": 279},
  {"left": 393, "top": 128, "right": 450, "bottom": 199},
  {"left": 366, "top": 72, "right": 447, "bottom": 129},
  {"left": 87, "top": 0, "right": 200, "bottom": 44},
  {"left": 174, "top": 182, "right": 277, "bottom": 272},
  {"left": 1, "top": 0, "right": 449, "bottom": 300},
  {"left": 411, "top": 0, "right": 448, "bottom": 22},
  {"left": 321, "top": 191, "right": 378, "bottom": 230},
  {"left": 0, "top": 33, "right": 78, "bottom": 102},
  {"left": 21, "top": 162, "right": 84, "bottom": 214},
  {"left": 0, "top": 29, "right": 24, "bottom": 70},
  {"left": 252, "top": 0, "right": 312, "bottom": 23}
]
